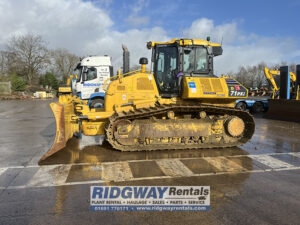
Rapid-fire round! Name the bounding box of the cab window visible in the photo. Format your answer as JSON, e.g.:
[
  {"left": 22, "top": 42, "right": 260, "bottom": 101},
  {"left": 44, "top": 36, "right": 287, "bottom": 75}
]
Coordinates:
[
  {"left": 86, "top": 67, "right": 97, "bottom": 81},
  {"left": 195, "top": 47, "right": 208, "bottom": 72},
  {"left": 183, "top": 47, "right": 208, "bottom": 73}
]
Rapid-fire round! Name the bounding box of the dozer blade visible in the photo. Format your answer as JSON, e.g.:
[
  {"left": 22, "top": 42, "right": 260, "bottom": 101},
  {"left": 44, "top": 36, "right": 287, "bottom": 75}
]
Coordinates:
[{"left": 39, "top": 102, "right": 76, "bottom": 163}]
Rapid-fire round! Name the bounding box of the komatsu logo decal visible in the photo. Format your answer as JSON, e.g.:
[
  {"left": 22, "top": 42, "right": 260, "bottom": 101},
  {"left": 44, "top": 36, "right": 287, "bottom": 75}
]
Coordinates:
[{"left": 90, "top": 186, "right": 210, "bottom": 211}]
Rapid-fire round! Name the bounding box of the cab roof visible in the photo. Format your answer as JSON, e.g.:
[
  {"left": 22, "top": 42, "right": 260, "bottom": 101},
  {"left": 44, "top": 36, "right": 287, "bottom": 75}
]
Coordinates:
[
  {"left": 81, "top": 56, "right": 111, "bottom": 67},
  {"left": 147, "top": 38, "right": 221, "bottom": 49}
]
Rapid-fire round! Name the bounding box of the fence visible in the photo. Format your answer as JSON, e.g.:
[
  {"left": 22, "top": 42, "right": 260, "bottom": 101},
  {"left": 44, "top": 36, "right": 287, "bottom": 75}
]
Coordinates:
[{"left": 0, "top": 81, "right": 11, "bottom": 95}]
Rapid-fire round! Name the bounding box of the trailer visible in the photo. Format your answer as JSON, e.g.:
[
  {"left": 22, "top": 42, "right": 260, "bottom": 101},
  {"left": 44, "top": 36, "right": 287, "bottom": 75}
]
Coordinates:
[{"left": 235, "top": 98, "right": 269, "bottom": 113}]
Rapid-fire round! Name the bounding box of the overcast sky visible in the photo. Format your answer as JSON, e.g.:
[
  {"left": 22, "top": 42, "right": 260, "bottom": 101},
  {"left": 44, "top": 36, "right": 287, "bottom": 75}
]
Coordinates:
[{"left": 0, "top": 0, "right": 299, "bottom": 75}]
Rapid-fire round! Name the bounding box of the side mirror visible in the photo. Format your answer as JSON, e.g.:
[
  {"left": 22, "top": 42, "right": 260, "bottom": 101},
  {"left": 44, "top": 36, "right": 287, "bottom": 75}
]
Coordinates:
[
  {"left": 212, "top": 46, "right": 223, "bottom": 56},
  {"left": 81, "top": 68, "right": 88, "bottom": 83},
  {"left": 82, "top": 68, "right": 88, "bottom": 82},
  {"left": 82, "top": 73, "right": 87, "bottom": 83}
]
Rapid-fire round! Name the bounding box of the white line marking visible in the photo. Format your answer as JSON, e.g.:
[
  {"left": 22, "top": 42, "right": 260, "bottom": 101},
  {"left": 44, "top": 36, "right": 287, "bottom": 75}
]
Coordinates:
[
  {"left": 156, "top": 159, "right": 194, "bottom": 177},
  {"left": 0, "top": 152, "right": 299, "bottom": 170},
  {"left": 6, "top": 166, "right": 300, "bottom": 189},
  {"left": 0, "top": 163, "right": 101, "bottom": 170},
  {"left": 102, "top": 162, "right": 133, "bottom": 182},
  {"left": 8, "top": 180, "right": 106, "bottom": 189},
  {"left": 104, "top": 166, "right": 300, "bottom": 182},
  {"left": 249, "top": 155, "right": 294, "bottom": 169},
  {"left": 203, "top": 157, "right": 247, "bottom": 172},
  {"left": 27, "top": 164, "right": 71, "bottom": 187},
  {"left": 1, "top": 152, "right": 300, "bottom": 189},
  {"left": 290, "top": 152, "right": 300, "bottom": 158},
  {"left": 0, "top": 168, "right": 7, "bottom": 177}
]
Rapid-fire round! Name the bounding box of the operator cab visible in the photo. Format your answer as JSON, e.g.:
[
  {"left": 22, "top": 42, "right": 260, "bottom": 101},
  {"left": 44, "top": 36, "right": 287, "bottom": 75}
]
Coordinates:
[{"left": 149, "top": 39, "right": 223, "bottom": 98}]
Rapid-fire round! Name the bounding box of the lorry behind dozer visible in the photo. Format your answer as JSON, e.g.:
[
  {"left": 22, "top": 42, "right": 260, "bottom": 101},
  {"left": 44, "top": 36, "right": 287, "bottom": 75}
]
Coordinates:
[
  {"left": 39, "top": 38, "right": 255, "bottom": 163},
  {"left": 58, "top": 55, "right": 113, "bottom": 108}
]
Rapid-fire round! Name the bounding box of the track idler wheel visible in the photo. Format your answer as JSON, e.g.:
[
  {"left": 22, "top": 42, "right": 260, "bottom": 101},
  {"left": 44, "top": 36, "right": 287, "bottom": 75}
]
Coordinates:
[{"left": 225, "top": 116, "right": 245, "bottom": 137}]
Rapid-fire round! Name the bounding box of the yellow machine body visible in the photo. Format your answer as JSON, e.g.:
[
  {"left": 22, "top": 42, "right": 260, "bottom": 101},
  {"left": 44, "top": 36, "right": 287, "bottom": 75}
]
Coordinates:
[
  {"left": 57, "top": 74, "right": 77, "bottom": 95},
  {"left": 39, "top": 95, "right": 80, "bottom": 161},
  {"left": 58, "top": 86, "right": 72, "bottom": 94},
  {"left": 182, "top": 76, "right": 248, "bottom": 100},
  {"left": 40, "top": 38, "right": 254, "bottom": 162},
  {"left": 73, "top": 74, "right": 248, "bottom": 137}
]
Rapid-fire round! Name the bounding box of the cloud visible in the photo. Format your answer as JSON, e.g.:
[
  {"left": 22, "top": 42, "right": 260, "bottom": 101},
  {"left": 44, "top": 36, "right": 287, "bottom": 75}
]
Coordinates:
[
  {"left": 85, "top": 27, "right": 169, "bottom": 69},
  {"left": 0, "top": 0, "right": 298, "bottom": 74},
  {"left": 183, "top": 18, "right": 299, "bottom": 74},
  {"left": 214, "top": 39, "right": 296, "bottom": 74},
  {"left": 126, "top": 15, "right": 149, "bottom": 27},
  {"left": 92, "top": 0, "right": 113, "bottom": 7},
  {"left": 183, "top": 18, "right": 238, "bottom": 44},
  {"left": 0, "top": 0, "right": 166, "bottom": 70},
  {"left": 0, "top": 0, "right": 113, "bottom": 50},
  {"left": 125, "top": 0, "right": 150, "bottom": 27},
  {"left": 131, "top": 0, "right": 150, "bottom": 14}
]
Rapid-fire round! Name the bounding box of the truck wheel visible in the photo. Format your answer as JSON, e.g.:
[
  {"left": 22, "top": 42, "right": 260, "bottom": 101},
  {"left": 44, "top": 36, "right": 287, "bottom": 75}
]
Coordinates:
[
  {"left": 235, "top": 102, "right": 247, "bottom": 111},
  {"left": 90, "top": 99, "right": 104, "bottom": 108},
  {"left": 253, "top": 101, "right": 264, "bottom": 113}
]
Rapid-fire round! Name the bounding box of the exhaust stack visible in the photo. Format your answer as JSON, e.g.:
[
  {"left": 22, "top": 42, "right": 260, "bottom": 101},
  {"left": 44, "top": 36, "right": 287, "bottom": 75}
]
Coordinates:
[{"left": 122, "top": 44, "right": 130, "bottom": 74}]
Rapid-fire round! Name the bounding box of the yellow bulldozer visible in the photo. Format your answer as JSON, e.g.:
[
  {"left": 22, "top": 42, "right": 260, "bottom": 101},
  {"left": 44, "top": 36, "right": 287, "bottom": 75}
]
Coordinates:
[{"left": 39, "top": 38, "right": 255, "bottom": 162}]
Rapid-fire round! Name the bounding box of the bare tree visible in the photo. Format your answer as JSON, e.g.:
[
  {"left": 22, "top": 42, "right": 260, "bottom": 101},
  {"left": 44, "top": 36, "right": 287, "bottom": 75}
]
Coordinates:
[
  {"left": 0, "top": 50, "right": 18, "bottom": 78},
  {"left": 233, "top": 62, "right": 268, "bottom": 89},
  {"left": 246, "top": 65, "right": 256, "bottom": 88},
  {"left": 51, "top": 48, "right": 79, "bottom": 82},
  {"left": 6, "top": 34, "right": 49, "bottom": 85},
  {"left": 289, "top": 63, "right": 296, "bottom": 74},
  {"left": 0, "top": 51, "right": 7, "bottom": 77},
  {"left": 233, "top": 66, "right": 249, "bottom": 87},
  {"left": 255, "top": 62, "right": 267, "bottom": 88}
]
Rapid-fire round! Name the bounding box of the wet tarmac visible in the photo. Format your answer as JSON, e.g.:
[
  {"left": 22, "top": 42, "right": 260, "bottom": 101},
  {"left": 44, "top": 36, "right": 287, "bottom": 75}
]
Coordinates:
[{"left": 0, "top": 99, "right": 300, "bottom": 225}]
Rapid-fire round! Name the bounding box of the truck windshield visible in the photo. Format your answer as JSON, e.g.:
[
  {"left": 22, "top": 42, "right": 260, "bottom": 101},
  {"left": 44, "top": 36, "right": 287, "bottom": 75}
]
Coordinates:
[
  {"left": 183, "top": 47, "right": 208, "bottom": 74},
  {"left": 85, "top": 67, "right": 97, "bottom": 81}
]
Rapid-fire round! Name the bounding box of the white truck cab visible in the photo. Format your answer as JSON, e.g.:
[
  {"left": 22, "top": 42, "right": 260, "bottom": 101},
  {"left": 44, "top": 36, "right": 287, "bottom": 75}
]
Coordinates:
[{"left": 74, "top": 56, "right": 113, "bottom": 107}]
